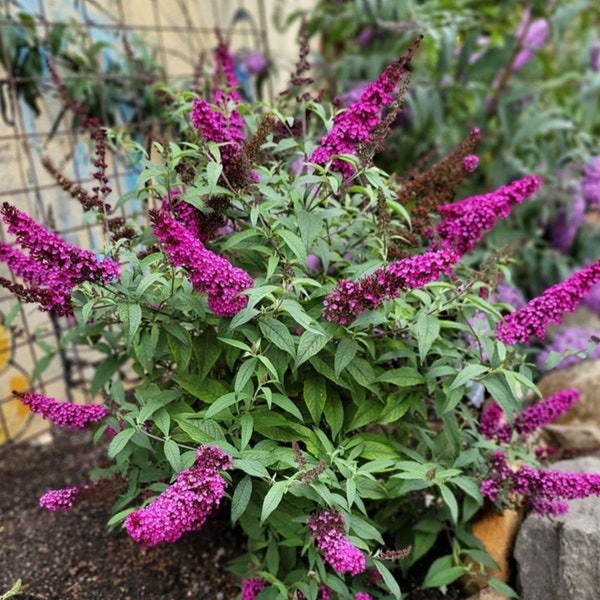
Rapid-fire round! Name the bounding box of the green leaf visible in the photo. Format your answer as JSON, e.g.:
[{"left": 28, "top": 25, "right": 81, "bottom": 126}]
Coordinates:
[
  {"left": 206, "top": 160, "right": 223, "bottom": 194},
  {"left": 415, "top": 310, "right": 440, "bottom": 362},
  {"left": 108, "top": 428, "right": 136, "bottom": 459},
  {"left": 422, "top": 555, "right": 467, "bottom": 589},
  {"left": 334, "top": 339, "right": 358, "bottom": 377},
  {"left": 240, "top": 413, "right": 254, "bottom": 450},
  {"left": 91, "top": 354, "right": 127, "bottom": 396},
  {"left": 348, "top": 399, "right": 382, "bottom": 430},
  {"left": 296, "top": 330, "right": 330, "bottom": 367},
  {"left": 297, "top": 210, "right": 324, "bottom": 250},
  {"left": 258, "top": 316, "right": 296, "bottom": 357},
  {"left": 449, "top": 364, "right": 489, "bottom": 391},
  {"left": 231, "top": 475, "right": 252, "bottom": 524},
  {"left": 164, "top": 438, "right": 182, "bottom": 472},
  {"left": 276, "top": 229, "right": 307, "bottom": 265},
  {"left": 303, "top": 374, "right": 327, "bottom": 423},
  {"left": 234, "top": 457, "right": 270, "bottom": 478},
  {"left": 438, "top": 483, "right": 458, "bottom": 524},
  {"left": 280, "top": 299, "right": 319, "bottom": 332},
  {"left": 235, "top": 357, "right": 258, "bottom": 395},
  {"left": 374, "top": 561, "right": 401, "bottom": 599},
  {"left": 205, "top": 392, "right": 238, "bottom": 418},
  {"left": 271, "top": 393, "right": 304, "bottom": 420},
  {"left": 323, "top": 390, "right": 344, "bottom": 438},
  {"left": 377, "top": 367, "right": 424, "bottom": 387},
  {"left": 350, "top": 515, "right": 384, "bottom": 544},
  {"left": 172, "top": 375, "right": 228, "bottom": 404},
  {"left": 261, "top": 481, "right": 286, "bottom": 522},
  {"left": 487, "top": 577, "right": 519, "bottom": 598}
]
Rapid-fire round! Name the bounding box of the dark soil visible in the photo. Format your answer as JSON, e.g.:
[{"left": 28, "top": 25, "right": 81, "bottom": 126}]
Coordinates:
[
  {"left": 0, "top": 429, "right": 465, "bottom": 600},
  {"left": 0, "top": 429, "right": 241, "bottom": 600}
]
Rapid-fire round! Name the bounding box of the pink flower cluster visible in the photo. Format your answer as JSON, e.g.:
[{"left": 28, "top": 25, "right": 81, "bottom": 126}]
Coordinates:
[
  {"left": 125, "top": 445, "right": 232, "bottom": 546},
  {"left": 322, "top": 248, "right": 460, "bottom": 324},
  {"left": 479, "top": 389, "right": 580, "bottom": 443},
  {"left": 462, "top": 154, "right": 479, "bottom": 173},
  {"left": 432, "top": 175, "right": 542, "bottom": 254},
  {"left": 241, "top": 578, "right": 266, "bottom": 600},
  {"left": 306, "top": 509, "right": 366, "bottom": 575},
  {"left": 310, "top": 41, "right": 420, "bottom": 179},
  {"left": 0, "top": 203, "right": 120, "bottom": 314},
  {"left": 191, "top": 41, "right": 245, "bottom": 165},
  {"left": 150, "top": 208, "right": 252, "bottom": 316},
  {"left": 481, "top": 451, "right": 600, "bottom": 516},
  {"left": 39, "top": 486, "right": 79, "bottom": 511},
  {"left": 496, "top": 259, "right": 600, "bottom": 344},
  {"left": 14, "top": 391, "right": 108, "bottom": 428}
]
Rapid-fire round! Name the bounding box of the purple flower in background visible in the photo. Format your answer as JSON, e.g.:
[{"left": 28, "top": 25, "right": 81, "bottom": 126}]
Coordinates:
[
  {"left": 306, "top": 509, "right": 366, "bottom": 575},
  {"left": 39, "top": 486, "right": 79, "bottom": 511},
  {"left": 582, "top": 156, "right": 600, "bottom": 212},
  {"left": 125, "top": 445, "right": 232, "bottom": 546},
  {"left": 513, "top": 14, "right": 550, "bottom": 72},
  {"left": 14, "top": 391, "right": 108, "bottom": 428},
  {"left": 494, "top": 281, "right": 526, "bottom": 310},
  {"left": 241, "top": 578, "right": 266, "bottom": 600},
  {"left": 323, "top": 248, "right": 459, "bottom": 324},
  {"left": 480, "top": 389, "right": 579, "bottom": 443},
  {"left": 337, "top": 81, "right": 371, "bottom": 108},
  {"left": 356, "top": 27, "right": 373, "bottom": 47},
  {"left": 537, "top": 327, "right": 600, "bottom": 370},
  {"left": 590, "top": 40, "right": 600, "bottom": 71},
  {"left": 548, "top": 193, "right": 586, "bottom": 254},
  {"left": 306, "top": 254, "right": 323, "bottom": 273},
  {"left": 583, "top": 278, "right": 600, "bottom": 314},
  {"left": 150, "top": 208, "right": 253, "bottom": 317},
  {"left": 496, "top": 259, "right": 600, "bottom": 344},
  {"left": 244, "top": 51, "right": 268, "bottom": 76},
  {"left": 432, "top": 175, "right": 542, "bottom": 254}
]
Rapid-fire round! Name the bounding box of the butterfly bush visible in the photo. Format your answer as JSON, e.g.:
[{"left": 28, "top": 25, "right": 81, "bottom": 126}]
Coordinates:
[{"left": 6, "top": 33, "right": 600, "bottom": 599}]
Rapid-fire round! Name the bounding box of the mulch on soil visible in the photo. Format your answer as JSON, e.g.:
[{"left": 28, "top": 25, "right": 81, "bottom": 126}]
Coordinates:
[{"left": 0, "top": 429, "right": 241, "bottom": 600}]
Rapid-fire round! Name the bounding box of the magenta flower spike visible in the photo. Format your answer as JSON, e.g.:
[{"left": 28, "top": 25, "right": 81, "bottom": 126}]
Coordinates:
[
  {"left": 479, "top": 389, "right": 580, "bottom": 443},
  {"left": 481, "top": 451, "right": 600, "bottom": 516},
  {"left": 306, "top": 509, "right": 366, "bottom": 575},
  {"left": 39, "top": 486, "right": 80, "bottom": 511},
  {"left": 496, "top": 259, "right": 600, "bottom": 344},
  {"left": 14, "top": 391, "right": 108, "bottom": 429},
  {"left": 310, "top": 39, "right": 421, "bottom": 179},
  {"left": 125, "top": 445, "right": 232, "bottom": 546},
  {"left": 432, "top": 175, "right": 542, "bottom": 254},
  {"left": 191, "top": 40, "right": 245, "bottom": 166},
  {"left": 323, "top": 247, "right": 460, "bottom": 324},
  {"left": 149, "top": 208, "right": 253, "bottom": 317},
  {"left": 1, "top": 203, "right": 120, "bottom": 287}
]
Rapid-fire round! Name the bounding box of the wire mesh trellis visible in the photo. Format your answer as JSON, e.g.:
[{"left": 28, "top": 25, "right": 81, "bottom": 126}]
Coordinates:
[{"left": 0, "top": 0, "right": 281, "bottom": 444}]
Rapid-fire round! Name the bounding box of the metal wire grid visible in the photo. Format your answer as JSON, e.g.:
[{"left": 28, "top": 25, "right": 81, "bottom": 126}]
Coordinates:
[{"left": 0, "top": 0, "right": 273, "bottom": 444}]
